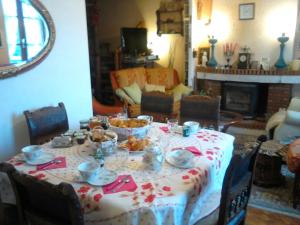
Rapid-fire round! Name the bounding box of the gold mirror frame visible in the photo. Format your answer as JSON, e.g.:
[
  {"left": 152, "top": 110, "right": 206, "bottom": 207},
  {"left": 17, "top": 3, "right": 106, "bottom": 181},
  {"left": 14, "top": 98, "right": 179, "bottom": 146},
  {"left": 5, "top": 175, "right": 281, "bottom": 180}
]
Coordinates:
[{"left": 0, "top": 0, "right": 55, "bottom": 79}]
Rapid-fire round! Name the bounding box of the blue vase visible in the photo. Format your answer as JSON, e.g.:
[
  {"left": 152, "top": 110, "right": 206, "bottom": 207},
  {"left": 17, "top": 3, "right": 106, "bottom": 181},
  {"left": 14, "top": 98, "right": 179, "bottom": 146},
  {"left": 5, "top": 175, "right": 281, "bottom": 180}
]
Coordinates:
[
  {"left": 275, "top": 34, "right": 289, "bottom": 69},
  {"left": 207, "top": 37, "right": 218, "bottom": 68}
]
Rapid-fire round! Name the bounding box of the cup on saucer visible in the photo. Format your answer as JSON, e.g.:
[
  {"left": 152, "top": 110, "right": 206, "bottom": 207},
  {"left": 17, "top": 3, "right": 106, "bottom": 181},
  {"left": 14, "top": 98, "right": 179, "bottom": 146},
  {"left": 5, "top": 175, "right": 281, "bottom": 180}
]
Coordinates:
[
  {"left": 22, "top": 145, "right": 43, "bottom": 161},
  {"left": 78, "top": 162, "right": 99, "bottom": 181}
]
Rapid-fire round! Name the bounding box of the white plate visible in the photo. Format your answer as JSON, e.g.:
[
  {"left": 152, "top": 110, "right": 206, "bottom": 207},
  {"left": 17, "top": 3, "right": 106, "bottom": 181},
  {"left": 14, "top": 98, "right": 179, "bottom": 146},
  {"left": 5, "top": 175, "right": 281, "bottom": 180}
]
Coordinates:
[
  {"left": 165, "top": 148, "right": 194, "bottom": 169},
  {"left": 25, "top": 152, "right": 55, "bottom": 165},
  {"left": 87, "top": 169, "right": 118, "bottom": 186}
]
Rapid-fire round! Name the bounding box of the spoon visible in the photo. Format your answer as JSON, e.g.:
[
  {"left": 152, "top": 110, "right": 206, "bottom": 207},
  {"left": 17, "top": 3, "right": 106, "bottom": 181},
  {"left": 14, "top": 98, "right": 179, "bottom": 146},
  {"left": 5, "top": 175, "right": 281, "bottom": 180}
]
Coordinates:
[
  {"left": 111, "top": 175, "right": 131, "bottom": 193},
  {"left": 39, "top": 158, "right": 62, "bottom": 170}
]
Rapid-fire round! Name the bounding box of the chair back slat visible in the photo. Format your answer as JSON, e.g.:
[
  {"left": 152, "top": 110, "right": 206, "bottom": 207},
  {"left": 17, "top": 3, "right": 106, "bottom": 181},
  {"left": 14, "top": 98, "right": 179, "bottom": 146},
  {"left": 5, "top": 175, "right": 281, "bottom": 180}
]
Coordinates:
[
  {"left": 141, "top": 91, "right": 174, "bottom": 122},
  {"left": 24, "top": 102, "right": 69, "bottom": 145},
  {"left": 218, "top": 135, "right": 266, "bottom": 225},
  {"left": 180, "top": 95, "right": 220, "bottom": 130},
  {"left": 0, "top": 163, "right": 84, "bottom": 225}
]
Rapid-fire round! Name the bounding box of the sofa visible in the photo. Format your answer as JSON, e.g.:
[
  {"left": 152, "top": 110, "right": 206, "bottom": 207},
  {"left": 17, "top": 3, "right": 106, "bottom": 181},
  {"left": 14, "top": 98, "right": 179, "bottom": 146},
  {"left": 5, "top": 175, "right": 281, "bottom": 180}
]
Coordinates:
[{"left": 110, "top": 67, "right": 192, "bottom": 118}]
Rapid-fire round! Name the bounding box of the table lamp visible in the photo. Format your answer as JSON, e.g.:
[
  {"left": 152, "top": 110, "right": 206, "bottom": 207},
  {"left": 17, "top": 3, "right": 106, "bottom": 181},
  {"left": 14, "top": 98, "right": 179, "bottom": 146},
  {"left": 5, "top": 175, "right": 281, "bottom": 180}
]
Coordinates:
[{"left": 275, "top": 33, "right": 289, "bottom": 69}]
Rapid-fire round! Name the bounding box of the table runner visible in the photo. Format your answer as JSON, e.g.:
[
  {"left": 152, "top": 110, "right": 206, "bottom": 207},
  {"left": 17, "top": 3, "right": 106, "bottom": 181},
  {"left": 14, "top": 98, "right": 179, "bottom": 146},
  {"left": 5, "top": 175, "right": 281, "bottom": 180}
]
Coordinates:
[{"left": 2, "top": 122, "right": 234, "bottom": 225}]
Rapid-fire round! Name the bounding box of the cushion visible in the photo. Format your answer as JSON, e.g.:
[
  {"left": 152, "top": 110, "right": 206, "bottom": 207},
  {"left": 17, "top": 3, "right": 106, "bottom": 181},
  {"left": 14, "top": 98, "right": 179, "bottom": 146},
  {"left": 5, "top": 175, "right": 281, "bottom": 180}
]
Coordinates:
[
  {"left": 115, "top": 67, "right": 146, "bottom": 89},
  {"left": 145, "top": 83, "right": 165, "bottom": 93},
  {"left": 172, "top": 83, "right": 193, "bottom": 99},
  {"left": 123, "top": 82, "right": 142, "bottom": 104},
  {"left": 285, "top": 110, "right": 300, "bottom": 125},
  {"left": 146, "top": 68, "right": 178, "bottom": 90},
  {"left": 115, "top": 88, "right": 135, "bottom": 105}
]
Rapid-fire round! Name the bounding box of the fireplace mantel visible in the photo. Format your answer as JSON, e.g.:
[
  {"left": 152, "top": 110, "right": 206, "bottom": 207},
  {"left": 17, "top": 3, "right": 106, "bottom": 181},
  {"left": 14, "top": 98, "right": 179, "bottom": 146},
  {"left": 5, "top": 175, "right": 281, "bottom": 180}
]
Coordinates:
[{"left": 196, "top": 67, "right": 300, "bottom": 84}]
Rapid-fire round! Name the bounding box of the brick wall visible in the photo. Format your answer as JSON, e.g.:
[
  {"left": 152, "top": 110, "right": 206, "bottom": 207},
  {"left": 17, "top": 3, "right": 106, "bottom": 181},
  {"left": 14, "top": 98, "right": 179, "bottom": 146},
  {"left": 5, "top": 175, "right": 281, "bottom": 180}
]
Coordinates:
[{"left": 267, "top": 84, "right": 292, "bottom": 115}]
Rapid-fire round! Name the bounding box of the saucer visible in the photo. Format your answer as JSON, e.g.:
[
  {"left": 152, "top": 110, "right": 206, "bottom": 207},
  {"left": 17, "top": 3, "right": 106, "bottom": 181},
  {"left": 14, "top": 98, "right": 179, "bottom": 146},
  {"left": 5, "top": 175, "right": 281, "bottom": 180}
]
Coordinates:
[
  {"left": 25, "top": 152, "right": 55, "bottom": 165},
  {"left": 165, "top": 149, "right": 194, "bottom": 169},
  {"left": 76, "top": 169, "right": 118, "bottom": 186}
]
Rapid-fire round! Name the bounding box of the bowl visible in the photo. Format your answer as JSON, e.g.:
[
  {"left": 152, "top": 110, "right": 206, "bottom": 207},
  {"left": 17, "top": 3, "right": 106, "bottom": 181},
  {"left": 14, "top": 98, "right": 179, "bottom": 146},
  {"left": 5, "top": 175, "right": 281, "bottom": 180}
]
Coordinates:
[
  {"left": 88, "top": 128, "right": 118, "bottom": 155},
  {"left": 21, "top": 145, "right": 43, "bottom": 161},
  {"left": 78, "top": 161, "right": 99, "bottom": 181},
  {"left": 183, "top": 121, "right": 200, "bottom": 135},
  {"left": 109, "top": 118, "right": 150, "bottom": 141}
]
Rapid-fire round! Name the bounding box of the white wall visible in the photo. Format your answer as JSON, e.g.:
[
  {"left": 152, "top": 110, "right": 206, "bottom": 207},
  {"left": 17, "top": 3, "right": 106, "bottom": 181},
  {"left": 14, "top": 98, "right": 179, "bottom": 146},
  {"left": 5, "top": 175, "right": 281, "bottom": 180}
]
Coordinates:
[
  {"left": 0, "top": 0, "right": 93, "bottom": 161},
  {"left": 193, "top": 0, "right": 298, "bottom": 66}
]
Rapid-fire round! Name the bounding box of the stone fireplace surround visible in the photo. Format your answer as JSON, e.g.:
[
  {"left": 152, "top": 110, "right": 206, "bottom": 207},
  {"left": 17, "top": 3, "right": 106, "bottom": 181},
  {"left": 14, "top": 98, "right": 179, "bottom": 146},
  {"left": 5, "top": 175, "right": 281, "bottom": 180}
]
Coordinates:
[{"left": 196, "top": 68, "right": 298, "bottom": 117}]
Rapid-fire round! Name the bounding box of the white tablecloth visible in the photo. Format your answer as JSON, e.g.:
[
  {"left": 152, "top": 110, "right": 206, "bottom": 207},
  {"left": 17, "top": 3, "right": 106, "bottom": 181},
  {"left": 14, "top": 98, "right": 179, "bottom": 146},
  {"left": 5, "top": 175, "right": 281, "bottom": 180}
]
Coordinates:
[{"left": 2, "top": 123, "right": 234, "bottom": 225}]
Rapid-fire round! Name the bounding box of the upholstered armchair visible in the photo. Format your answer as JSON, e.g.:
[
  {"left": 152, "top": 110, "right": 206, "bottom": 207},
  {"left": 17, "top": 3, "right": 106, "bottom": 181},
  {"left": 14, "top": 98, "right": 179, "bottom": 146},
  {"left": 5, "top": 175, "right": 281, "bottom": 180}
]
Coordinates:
[{"left": 266, "top": 97, "right": 300, "bottom": 143}]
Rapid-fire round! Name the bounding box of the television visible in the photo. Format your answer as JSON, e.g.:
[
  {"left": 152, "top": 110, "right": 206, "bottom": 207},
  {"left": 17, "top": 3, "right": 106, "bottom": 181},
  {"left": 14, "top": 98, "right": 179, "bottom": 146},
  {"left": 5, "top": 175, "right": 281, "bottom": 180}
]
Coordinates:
[{"left": 121, "top": 28, "right": 147, "bottom": 55}]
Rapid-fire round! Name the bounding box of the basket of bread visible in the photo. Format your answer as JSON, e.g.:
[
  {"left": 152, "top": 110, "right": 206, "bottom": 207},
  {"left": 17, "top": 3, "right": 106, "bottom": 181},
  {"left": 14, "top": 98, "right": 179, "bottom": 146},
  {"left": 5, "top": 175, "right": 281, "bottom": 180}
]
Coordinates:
[
  {"left": 88, "top": 127, "right": 118, "bottom": 155},
  {"left": 108, "top": 118, "right": 150, "bottom": 141}
]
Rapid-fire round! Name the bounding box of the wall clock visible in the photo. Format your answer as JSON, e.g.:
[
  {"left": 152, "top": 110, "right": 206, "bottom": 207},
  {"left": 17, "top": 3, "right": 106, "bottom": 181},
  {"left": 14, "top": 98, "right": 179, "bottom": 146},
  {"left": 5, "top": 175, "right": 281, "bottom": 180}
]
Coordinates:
[{"left": 239, "top": 3, "right": 255, "bottom": 20}]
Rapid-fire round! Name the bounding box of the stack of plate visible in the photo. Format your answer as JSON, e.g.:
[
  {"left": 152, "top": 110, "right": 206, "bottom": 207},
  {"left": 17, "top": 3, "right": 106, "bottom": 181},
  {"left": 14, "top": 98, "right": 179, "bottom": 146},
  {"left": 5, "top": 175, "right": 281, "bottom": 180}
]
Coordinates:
[{"left": 165, "top": 148, "right": 194, "bottom": 169}]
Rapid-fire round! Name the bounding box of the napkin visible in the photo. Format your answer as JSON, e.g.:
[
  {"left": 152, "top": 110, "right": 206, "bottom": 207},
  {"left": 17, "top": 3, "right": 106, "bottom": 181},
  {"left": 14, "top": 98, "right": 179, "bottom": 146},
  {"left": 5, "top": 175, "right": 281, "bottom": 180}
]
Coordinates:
[
  {"left": 186, "top": 146, "right": 203, "bottom": 156},
  {"left": 102, "top": 175, "right": 137, "bottom": 194},
  {"left": 37, "top": 157, "right": 66, "bottom": 171},
  {"left": 159, "top": 126, "right": 169, "bottom": 133},
  {"left": 173, "top": 146, "right": 202, "bottom": 156}
]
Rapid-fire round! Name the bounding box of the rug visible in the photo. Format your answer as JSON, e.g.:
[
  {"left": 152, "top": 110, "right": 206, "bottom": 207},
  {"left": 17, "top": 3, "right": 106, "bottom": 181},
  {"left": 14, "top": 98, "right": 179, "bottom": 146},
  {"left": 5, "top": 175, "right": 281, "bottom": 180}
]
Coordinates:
[{"left": 230, "top": 132, "right": 300, "bottom": 218}]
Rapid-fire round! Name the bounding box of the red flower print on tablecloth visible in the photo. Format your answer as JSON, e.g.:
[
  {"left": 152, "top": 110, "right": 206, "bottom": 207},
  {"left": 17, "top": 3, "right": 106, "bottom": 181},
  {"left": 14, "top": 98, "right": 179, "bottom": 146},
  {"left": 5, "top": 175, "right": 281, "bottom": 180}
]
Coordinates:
[
  {"left": 142, "top": 182, "right": 153, "bottom": 190},
  {"left": 34, "top": 173, "right": 46, "bottom": 180},
  {"left": 28, "top": 170, "right": 38, "bottom": 174},
  {"left": 145, "top": 194, "right": 156, "bottom": 203},
  {"left": 188, "top": 169, "right": 198, "bottom": 175},
  {"left": 182, "top": 175, "right": 190, "bottom": 180},
  {"left": 162, "top": 186, "right": 171, "bottom": 192},
  {"left": 93, "top": 193, "right": 102, "bottom": 202},
  {"left": 77, "top": 185, "right": 91, "bottom": 194}
]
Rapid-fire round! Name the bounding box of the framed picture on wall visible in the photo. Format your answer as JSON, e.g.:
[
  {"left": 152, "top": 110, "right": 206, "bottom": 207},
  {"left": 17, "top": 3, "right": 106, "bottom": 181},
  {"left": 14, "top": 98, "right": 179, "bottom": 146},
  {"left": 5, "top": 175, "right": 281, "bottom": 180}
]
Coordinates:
[{"left": 239, "top": 3, "right": 255, "bottom": 20}]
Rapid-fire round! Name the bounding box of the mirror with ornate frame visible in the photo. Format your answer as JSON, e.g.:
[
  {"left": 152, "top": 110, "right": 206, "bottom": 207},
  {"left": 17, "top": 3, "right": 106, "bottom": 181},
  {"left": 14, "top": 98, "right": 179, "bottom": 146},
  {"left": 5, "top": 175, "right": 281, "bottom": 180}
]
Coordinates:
[{"left": 0, "top": 0, "right": 55, "bottom": 79}]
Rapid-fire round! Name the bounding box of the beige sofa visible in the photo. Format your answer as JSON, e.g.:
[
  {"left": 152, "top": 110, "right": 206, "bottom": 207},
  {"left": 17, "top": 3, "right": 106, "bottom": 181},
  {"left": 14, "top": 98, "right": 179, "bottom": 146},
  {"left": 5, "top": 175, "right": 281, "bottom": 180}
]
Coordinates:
[{"left": 110, "top": 67, "right": 184, "bottom": 117}]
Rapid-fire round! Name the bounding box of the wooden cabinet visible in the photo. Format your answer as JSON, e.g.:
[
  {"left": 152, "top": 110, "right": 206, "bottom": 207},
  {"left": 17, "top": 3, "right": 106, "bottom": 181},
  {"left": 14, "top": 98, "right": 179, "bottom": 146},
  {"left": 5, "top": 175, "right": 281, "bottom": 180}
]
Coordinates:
[{"left": 156, "top": 9, "right": 183, "bottom": 36}]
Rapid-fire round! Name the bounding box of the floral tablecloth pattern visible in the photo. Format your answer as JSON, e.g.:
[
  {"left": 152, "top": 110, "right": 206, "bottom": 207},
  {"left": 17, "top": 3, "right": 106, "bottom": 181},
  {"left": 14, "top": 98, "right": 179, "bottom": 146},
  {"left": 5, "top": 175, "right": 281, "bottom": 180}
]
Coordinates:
[{"left": 2, "top": 123, "right": 234, "bottom": 225}]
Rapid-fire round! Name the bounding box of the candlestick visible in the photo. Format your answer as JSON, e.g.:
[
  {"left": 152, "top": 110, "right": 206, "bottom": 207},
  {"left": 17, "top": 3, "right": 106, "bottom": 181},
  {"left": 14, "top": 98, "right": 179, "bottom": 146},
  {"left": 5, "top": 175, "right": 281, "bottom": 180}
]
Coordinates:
[{"left": 275, "top": 33, "right": 289, "bottom": 69}]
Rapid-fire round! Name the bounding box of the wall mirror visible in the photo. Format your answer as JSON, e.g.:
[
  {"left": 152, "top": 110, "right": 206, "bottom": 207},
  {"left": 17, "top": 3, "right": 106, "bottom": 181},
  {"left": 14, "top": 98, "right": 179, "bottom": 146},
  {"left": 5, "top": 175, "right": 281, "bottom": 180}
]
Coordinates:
[{"left": 0, "top": 0, "right": 55, "bottom": 79}]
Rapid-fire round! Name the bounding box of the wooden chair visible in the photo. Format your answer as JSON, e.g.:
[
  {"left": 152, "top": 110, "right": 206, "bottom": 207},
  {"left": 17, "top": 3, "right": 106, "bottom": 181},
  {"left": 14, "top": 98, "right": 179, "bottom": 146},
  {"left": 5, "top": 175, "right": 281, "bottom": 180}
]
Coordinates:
[
  {"left": 180, "top": 95, "right": 221, "bottom": 130},
  {"left": 195, "top": 135, "right": 267, "bottom": 225},
  {"left": 24, "top": 102, "right": 69, "bottom": 145},
  {"left": 0, "top": 163, "right": 84, "bottom": 225},
  {"left": 0, "top": 175, "right": 19, "bottom": 225},
  {"left": 141, "top": 91, "right": 176, "bottom": 123}
]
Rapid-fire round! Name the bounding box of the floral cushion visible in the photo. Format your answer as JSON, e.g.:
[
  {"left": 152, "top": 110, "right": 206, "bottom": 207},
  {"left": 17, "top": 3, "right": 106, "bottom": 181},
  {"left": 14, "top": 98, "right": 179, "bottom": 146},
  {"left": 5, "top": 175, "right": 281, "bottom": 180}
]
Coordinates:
[
  {"left": 123, "top": 82, "right": 142, "bottom": 104},
  {"left": 146, "top": 68, "right": 179, "bottom": 90},
  {"left": 115, "top": 67, "right": 146, "bottom": 89}
]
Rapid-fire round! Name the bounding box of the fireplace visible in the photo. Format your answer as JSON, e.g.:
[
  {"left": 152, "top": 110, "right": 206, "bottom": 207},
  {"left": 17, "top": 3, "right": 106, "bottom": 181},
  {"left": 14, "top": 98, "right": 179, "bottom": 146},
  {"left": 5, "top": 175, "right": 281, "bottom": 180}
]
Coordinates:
[{"left": 221, "top": 82, "right": 268, "bottom": 118}]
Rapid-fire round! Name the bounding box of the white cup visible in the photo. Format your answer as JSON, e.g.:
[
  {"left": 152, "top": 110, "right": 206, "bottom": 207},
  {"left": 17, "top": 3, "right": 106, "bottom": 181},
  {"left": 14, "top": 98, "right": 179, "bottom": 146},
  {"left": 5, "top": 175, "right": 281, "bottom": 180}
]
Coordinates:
[
  {"left": 183, "top": 121, "right": 200, "bottom": 135},
  {"left": 78, "top": 162, "right": 99, "bottom": 181},
  {"left": 137, "top": 115, "right": 153, "bottom": 123},
  {"left": 22, "top": 145, "right": 42, "bottom": 161}
]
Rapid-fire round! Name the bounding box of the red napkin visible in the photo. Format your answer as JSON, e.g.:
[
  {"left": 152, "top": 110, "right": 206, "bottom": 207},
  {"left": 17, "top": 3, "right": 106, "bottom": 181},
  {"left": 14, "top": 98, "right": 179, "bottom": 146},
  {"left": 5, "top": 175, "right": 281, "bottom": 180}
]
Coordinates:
[
  {"left": 102, "top": 175, "right": 137, "bottom": 194},
  {"left": 173, "top": 146, "right": 202, "bottom": 157},
  {"left": 185, "top": 146, "right": 203, "bottom": 156},
  {"left": 36, "top": 157, "right": 66, "bottom": 171},
  {"left": 159, "top": 126, "right": 169, "bottom": 133}
]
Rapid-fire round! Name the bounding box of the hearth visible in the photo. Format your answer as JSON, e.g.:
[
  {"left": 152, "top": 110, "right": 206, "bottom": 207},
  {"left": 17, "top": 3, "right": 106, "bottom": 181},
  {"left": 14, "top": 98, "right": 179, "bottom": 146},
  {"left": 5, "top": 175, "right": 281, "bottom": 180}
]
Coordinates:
[{"left": 221, "top": 82, "right": 268, "bottom": 119}]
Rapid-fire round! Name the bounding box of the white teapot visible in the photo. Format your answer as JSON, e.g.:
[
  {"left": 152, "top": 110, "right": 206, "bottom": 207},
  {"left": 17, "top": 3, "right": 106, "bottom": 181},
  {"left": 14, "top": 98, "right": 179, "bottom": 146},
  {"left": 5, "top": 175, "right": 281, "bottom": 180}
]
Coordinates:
[{"left": 143, "top": 144, "right": 164, "bottom": 171}]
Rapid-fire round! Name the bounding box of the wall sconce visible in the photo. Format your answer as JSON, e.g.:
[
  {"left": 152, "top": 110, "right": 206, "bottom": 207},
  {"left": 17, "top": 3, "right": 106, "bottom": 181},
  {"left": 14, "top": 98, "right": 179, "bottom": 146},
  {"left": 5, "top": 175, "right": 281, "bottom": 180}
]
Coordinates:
[
  {"left": 207, "top": 35, "right": 218, "bottom": 67},
  {"left": 274, "top": 33, "right": 289, "bottom": 69},
  {"left": 197, "top": 0, "right": 212, "bottom": 25}
]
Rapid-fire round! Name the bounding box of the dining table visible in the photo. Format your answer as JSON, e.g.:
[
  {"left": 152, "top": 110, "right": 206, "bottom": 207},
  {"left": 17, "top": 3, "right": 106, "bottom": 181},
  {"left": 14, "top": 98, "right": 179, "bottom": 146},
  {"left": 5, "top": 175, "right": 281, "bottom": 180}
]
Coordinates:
[{"left": 0, "top": 122, "right": 235, "bottom": 225}]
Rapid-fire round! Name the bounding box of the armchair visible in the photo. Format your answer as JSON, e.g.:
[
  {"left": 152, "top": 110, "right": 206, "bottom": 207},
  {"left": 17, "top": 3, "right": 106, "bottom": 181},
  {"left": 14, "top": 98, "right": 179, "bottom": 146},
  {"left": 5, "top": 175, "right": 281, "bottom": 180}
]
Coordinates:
[{"left": 266, "top": 97, "right": 300, "bottom": 143}]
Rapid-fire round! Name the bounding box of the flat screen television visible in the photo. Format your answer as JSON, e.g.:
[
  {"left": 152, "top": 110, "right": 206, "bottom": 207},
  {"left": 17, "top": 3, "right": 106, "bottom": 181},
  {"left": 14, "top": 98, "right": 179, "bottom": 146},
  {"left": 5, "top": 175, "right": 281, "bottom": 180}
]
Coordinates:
[{"left": 121, "top": 28, "right": 147, "bottom": 55}]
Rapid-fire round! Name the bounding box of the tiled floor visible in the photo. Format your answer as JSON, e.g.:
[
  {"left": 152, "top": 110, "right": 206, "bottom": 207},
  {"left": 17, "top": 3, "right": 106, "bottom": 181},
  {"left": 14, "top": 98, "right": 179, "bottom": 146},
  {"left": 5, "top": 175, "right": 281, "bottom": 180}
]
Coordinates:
[{"left": 246, "top": 207, "right": 300, "bottom": 225}]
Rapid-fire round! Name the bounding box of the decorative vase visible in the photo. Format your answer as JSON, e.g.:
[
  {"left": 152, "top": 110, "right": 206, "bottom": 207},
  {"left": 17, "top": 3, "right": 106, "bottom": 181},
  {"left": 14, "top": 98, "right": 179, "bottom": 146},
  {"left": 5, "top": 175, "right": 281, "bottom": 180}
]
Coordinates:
[
  {"left": 275, "top": 33, "right": 289, "bottom": 69},
  {"left": 207, "top": 36, "right": 218, "bottom": 68}
]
